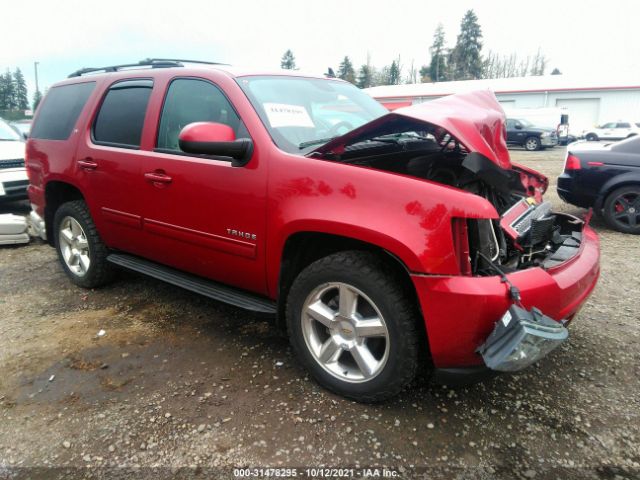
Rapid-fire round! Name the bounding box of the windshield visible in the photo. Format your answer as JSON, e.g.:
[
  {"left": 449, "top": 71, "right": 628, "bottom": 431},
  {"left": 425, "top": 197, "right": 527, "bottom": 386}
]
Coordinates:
[
  {"left": 516, "top": 118, "right": 534, "bottom": 128},
  {"left": 0, "top": 119, "right": 21, "bottom": 141},
  {"left": 237, "top": 76, "right": 388, "bottom": 153}
]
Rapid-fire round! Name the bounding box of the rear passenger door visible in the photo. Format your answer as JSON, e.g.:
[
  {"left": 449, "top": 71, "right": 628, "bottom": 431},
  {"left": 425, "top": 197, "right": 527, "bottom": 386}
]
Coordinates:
[
  {"left": 140, "top": 77, "right": 267, "bottom": 294},
  {"left": 75, "top": 79, "right": 154, "bottom": 255}
]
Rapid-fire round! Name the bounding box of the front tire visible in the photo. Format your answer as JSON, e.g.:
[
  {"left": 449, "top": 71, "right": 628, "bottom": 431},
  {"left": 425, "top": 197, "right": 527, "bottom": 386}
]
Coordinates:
[
  {"left": 524, "top": 136, "right": 541, "bottom": 151},
  {"left": 54, "top": 200, "right": 115, "bottom": 288},
  {"left": 603, "top": 186, "right": 640, "bottom": 234},
  {"left": 586, "top": 133, "right": 598, "bottom": 141},
  {"left": 286, "top": 251, "right": 421, "bottom": 402}
]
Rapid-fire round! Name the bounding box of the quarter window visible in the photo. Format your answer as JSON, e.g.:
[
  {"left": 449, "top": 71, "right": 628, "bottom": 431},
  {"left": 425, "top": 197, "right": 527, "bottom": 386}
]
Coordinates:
[
  {"left": 30, "top": 82, "right": 96, "bottom": 140},
  {"left": 93, "top": 80, "right": 153, "bottom": 148},
  {"left": 157, "top": 78, "right": 244, "bottom": 151}
]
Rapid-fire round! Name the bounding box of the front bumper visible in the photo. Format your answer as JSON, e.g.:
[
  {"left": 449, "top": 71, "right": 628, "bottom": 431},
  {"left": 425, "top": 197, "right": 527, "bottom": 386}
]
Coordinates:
[
  {"left": 412, "top": 225, "right": 600, "bottom": 368},
  {"left": 541, "top": 136, "right": 559, "bottom": 147}
]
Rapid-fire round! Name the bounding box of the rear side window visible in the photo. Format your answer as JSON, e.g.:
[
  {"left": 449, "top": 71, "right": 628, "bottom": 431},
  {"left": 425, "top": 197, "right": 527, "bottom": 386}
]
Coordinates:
[
  {"left": 30, "top": 82, "right": 96, "bottom": 140},
  {"left": 93, "top": 80, "right": 153, "bottom": 148},
  {"left": 617, "top": 122, "right": 631, "bottom": 128}
]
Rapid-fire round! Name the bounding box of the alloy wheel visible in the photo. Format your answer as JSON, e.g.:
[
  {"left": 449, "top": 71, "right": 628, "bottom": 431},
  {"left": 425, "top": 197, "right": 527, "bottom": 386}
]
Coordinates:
[
  {"left": 612, "top": 192, "right": 640, "bottom": 228},
  {"left": 58, "top": 216, "right": 91, "bottom": 276},
  {"left": 301, "top": 282, "right": 390, "bottom": 383}
]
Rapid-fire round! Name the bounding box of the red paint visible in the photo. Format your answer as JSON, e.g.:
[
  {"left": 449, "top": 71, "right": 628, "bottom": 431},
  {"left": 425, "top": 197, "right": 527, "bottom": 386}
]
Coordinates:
[
  {"left": 380, "top": 101, "right": 413, "bottom": 111},
  {"left": 565, "top": 154, "right": 582, "bottom": 170},
  {"left": 26, "top": 67, "right": 600, "bottom": 369},
  {"left": 179, "top": 122, "right": 236, "bottom": 143}
]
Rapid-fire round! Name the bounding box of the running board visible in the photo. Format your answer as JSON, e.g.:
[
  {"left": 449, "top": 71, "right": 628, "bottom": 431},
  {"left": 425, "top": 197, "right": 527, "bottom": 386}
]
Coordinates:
[{"left": 107, "top": 253, "right": 276, "bottom": 314}]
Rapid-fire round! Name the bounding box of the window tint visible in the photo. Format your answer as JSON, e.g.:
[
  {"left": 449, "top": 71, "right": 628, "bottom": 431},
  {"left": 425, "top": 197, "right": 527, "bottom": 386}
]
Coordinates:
[
  {"left": 93, "top": 81, "right": 153, "bottom": 148},
  {"left": 30, "top": 82, "right": 95, "bottom": 140},
  {"left": 617, "top": 123, "right": 631, "bottom": 128},
  {"left": 157, "top": 78, "right": 243, "bottom": 151},
  {"left": 602, "top": 122, "right": 616, "bottom": 128}
]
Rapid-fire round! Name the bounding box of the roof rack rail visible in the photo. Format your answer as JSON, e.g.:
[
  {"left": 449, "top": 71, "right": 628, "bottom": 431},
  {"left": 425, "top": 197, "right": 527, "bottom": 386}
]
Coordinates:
[{"left": 67, "top": 58, "right": 227, "bottom": 78}]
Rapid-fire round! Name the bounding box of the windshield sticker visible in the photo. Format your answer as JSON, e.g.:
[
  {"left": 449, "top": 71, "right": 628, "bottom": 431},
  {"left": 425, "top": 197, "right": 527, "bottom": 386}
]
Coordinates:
[{"left": 264, "top": 103, "right": 315, "bottom": 128}]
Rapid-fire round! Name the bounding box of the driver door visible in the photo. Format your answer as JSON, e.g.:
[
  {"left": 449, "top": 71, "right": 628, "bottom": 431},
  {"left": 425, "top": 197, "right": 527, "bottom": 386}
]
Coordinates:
[{"left": 140, "top": 77, "right": 268, "bottom": 294}]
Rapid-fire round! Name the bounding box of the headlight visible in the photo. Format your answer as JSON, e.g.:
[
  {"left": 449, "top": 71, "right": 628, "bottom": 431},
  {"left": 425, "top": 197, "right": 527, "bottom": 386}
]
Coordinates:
[
  {"left": 540, "top": 132, "right": 550, "bottom": 138},
  {"left": 478, "top": 305, "right": 568, "bottom": 372}
]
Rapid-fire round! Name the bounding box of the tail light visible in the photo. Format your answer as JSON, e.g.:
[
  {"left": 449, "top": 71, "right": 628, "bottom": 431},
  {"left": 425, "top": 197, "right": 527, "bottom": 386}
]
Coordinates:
[
  {"left": 452, "top": 218, "right": 472, "bottom": 276},
  {"left": 564, "top": 154, "right": 581, "bottom": 171}
]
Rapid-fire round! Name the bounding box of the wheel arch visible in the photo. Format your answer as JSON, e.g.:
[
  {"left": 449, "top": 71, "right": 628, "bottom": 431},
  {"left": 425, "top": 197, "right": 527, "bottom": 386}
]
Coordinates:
[
  {"left": 275, "top": 230, "right": 431, "bottom": 364},
  {"left": 44, "top": 180, "right": 86, "bottom": 246},
  {"left": 595, "top": 174, "right": 640, "bottom": 210}
]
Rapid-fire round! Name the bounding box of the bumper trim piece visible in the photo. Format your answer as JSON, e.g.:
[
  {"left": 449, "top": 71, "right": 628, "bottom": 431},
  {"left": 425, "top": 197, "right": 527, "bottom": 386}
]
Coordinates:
[{"left": 28, "top": 209, "right": 47, "bottom": 241}]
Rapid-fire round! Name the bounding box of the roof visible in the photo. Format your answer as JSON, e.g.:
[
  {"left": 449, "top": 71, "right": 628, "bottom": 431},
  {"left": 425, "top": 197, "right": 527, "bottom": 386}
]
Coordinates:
[
  {"left": 365, "top": 75, "right": 640, "bottom": 100},
  {"left": 61, "top": 59, "right": 330, "bottom": 84}
]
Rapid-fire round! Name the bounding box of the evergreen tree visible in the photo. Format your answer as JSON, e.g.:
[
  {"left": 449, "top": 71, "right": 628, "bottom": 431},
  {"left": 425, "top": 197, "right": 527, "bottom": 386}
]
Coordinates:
[
  {"left": 280, "top": 49, "right": 297, "bottom": 70},
  {"left": 0, "top": 70, "right": 16, "bottom": 110},
  {"left": 551, "top": 68, "right": 562, "bottom": 75},
  {"left": 450, "top": 10, "right": 483, "bottom": 80},
  {"left": 429, "top": 23, "right": 448, "bottom": 82},
  {"left": 387, "top": 57, "right": 402, "bottom": 85},
  {"left": 419, "top": 65, "right": 431, "bottom": 83},
  {"left": 13, "top": 68, "right": 29, "bottom": 110},
  {"left": 33, "top": 89, "right": 43, "bottom": 111},
  {"left": 337, "top": 56, "right": 356, "bottom": 84},
  {"left": 356, "top": 64, "right": 374, "bottom": 88}
]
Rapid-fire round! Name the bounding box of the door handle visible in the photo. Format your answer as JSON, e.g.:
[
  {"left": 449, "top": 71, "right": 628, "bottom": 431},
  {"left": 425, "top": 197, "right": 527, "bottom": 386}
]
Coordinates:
[
  {"left": 77, "top": 158, "right": 98, "bottom": 170},
  {"left": 144, "top": 171, "right": 173, "bottom": 185}
]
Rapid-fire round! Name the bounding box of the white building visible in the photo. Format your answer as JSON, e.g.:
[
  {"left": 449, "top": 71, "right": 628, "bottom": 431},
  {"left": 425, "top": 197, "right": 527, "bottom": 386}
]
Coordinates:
[{"left": 365, "top": 75, "right": 640, "bottom": 133}]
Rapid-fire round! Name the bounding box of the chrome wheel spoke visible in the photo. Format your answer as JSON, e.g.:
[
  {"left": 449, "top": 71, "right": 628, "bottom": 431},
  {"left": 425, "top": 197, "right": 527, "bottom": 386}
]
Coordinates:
[
  {"left": 350, "top": 344, "right": 378, "bottom": 378},
  {"left": 354, "top": 317, "right": 386, "bottom": 337},
  {"left": 78, "top": 254, "right": 90, "bottom": 273},
  {"left": 60, "top": 228, "right": 74, "bottom": 246},
  {"left": 306, "top": 300, "right": 336, "bottom": 328},
  {"left": 318, "top": 338, "right": 342, "bottom": 364},
  {"left": 76, "top": 236, "right": 89, "bottom": 249},
  {"left": 338, "top": 285, "right": 358, "bottom": 317}
]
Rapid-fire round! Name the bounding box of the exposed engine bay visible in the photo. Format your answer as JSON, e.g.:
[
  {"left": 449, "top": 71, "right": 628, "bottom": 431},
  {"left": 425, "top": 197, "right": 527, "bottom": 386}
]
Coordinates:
[{"left": 318, "top": 125, "right": 584, "bottom": 275}]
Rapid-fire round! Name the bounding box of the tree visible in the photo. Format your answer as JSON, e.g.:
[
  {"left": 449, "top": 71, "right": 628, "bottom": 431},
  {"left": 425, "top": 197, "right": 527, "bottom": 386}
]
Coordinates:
[
  {"left": 33, "top": 89, "right": 43, "bottom": 111},
  {"left": 449, "top": 10, "right": 483, "bottom": 80},
  {"left": 280, "top": 49, "right": 297, "bottom": 70},
  {"left": 356, "top": 64, "right": 374, "bottom": 88},
  {"left": 13, "top": 68, "right": 28, "bottom": 110},
  {"left": 419, "top": 65, "right": 431, "bottom": 83},
  {"left": 387, "top": 56, "right": 402, "bottom": 85},
  {"left": 429, "top": 23, "right": 448, "bottom": 82},
  {"left": 551, "top": 68, "right": 562, "bottom": 75},
  {"left": 0, "top": 70, "right": 16, "bottom": 110},
  {"left": 337, "top": 56, "right": 356, "bottom": 84},
  {"left": 530, "top": 48, "right": 547, "bottom": 76}
]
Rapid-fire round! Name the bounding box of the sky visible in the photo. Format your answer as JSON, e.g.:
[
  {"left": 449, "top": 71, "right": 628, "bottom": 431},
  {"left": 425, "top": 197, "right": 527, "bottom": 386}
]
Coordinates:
[{"left": 2, "top": 0, "right": 639, "bottom": 99}]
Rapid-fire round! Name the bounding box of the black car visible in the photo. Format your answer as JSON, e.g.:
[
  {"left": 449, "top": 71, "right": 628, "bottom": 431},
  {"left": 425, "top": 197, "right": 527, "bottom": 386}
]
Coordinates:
[
  {"left": 557, "top": 136, "right": 640, "bottom": 234},
  {"left": 505, "top": 118, "right": 559, "bottom": 151}
]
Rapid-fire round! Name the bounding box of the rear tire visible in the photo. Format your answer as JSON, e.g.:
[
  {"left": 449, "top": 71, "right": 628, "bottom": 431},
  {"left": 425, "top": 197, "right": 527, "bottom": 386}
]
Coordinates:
[
  {"left": 524, "top": 136, "right": 541, "bottom": 151},
  {"left": 286, "top": 251, "right": 421, "bottom": 402},
  {"left": 603, "top": 186, "right": 640, "bottom": 234},
  {"left": 53, "top": 200, "right": 115, "bottom": 288}
]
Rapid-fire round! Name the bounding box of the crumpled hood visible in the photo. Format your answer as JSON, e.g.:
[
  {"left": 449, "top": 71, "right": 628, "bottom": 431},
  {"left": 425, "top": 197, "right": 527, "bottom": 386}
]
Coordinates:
[{"left": 311, "top": 89, "right": 512, "bottom": 169}]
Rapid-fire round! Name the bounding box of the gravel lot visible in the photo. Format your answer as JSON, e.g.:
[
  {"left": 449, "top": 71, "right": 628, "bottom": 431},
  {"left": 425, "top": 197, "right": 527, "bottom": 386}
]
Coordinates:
[{"left": 1, "top": 146, "right": 639, "bottom": 480}]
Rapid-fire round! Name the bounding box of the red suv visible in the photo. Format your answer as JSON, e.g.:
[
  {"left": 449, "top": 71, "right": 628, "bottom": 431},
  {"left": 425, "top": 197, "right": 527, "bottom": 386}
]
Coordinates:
[{"left": 26, "top": 59, "right": 600, "bottom": 401}]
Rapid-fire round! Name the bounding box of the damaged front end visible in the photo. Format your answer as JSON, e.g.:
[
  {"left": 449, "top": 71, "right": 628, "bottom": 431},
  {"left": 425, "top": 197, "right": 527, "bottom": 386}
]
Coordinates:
[{"left": 310, "top": 90, "right": 587, "bottom": 372}]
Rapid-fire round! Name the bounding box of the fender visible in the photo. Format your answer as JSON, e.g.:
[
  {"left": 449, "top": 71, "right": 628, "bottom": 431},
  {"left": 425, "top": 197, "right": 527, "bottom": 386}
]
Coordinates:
[
  {"left": 265, "top": 152, "right": 499, "bottom": 298},
  {"left": 595, "top": 171, "right": 640, "bottom": 209}
]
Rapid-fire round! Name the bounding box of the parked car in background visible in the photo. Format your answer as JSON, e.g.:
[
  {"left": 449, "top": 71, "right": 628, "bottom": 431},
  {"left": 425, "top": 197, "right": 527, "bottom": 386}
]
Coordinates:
[
  {"left": 26, "top": 60, "right": 600, "bottom": 401},
  {"left": 503, "top": 107, "right": 570, "bottom": 145},
  {"left": 558, "top": 136, "right": 640, "bottom": 234},
  {"left": 0, "top": 117, "right": 28, "bottom": 202},
  {"left": 583, "top": 121, "right": 640, "bottom": 141},
  {"left": 505, "top": 118, "right": 559, "bottom": 151},
  {"left": 10, "top": 120, "right": 32, "bottom": 140}
]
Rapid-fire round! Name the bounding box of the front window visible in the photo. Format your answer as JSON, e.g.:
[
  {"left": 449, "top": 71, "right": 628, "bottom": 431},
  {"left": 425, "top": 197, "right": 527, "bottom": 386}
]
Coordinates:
[
  {"left": 0, "top": 119, "right": 21, "bottom": 141},
  {"left": 237, "top": 76, "right": 387, "bottom": 154},
  {"left": 516, "top": 119, "right": 533, "bottom": 128}
]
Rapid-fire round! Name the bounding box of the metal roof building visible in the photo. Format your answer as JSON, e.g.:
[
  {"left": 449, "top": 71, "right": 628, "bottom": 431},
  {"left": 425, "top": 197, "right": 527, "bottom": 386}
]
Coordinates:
[{"left": 364, "top": 76, "right": 640, "bottom": 133}]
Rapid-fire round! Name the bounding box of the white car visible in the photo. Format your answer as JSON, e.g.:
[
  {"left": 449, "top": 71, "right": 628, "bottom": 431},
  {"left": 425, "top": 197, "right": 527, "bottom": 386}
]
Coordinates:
[
  {"left": 0, "top": 118, "right": 28, "bottom": 202},
  {"left": 583, "top": 121, "right": 640, "bottom": 141}
]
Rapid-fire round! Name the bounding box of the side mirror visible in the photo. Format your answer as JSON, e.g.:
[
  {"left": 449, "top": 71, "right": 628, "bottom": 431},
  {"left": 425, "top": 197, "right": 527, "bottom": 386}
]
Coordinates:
[
  {"left": 178, "top": 122, "right": 253, "bottom": 167},
  {"left": 515, "top": 124, "right": 523, "bottom": 130}
]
